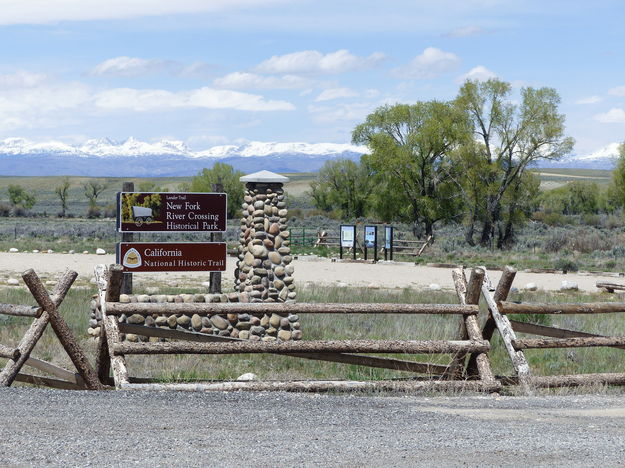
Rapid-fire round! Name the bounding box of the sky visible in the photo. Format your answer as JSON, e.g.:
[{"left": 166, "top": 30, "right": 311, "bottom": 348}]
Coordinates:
[{"left": 0, "top": 0, "right": 624, "bottom": 155}]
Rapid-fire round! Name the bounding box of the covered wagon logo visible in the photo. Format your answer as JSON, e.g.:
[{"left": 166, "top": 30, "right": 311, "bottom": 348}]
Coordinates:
[{"left": 122, "top": 248, "right": 142, "bottom": 268}]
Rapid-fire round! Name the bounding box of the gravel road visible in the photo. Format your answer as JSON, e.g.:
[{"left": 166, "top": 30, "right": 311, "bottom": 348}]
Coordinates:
[{"left": 1, "top": 388, "right": 624, "bottom": 466}]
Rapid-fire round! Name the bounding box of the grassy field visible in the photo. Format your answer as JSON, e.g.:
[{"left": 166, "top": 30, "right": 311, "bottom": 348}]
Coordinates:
[
  {"left": 531, "top": 168, "right": 612, "bottom": 190},
  {"left": 0, "top": 174, "right": 317, "bottom": 216},
  {"left": 1, "top": 282, "right": 624, "bottom": 391},
  {"left": 0, "top": 168, "right": 609, "bottom": 215}
]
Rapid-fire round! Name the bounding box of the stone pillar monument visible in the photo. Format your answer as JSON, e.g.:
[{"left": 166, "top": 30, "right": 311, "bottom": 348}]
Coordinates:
[{"left": 235, "top": 170, "right": 296, "bottom": 303}]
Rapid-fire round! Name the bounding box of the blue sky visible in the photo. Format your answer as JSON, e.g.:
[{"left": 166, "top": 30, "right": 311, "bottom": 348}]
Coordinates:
[{"left": 1, "top": 0, "right": 624, "bottom": 155}]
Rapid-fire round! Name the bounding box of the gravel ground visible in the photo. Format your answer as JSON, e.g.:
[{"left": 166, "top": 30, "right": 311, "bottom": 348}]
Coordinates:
[
  {"left": 0, "top": 389, "right": 624, "bottom": 467},
  {"left": 0, "top": 251, "right": 621, "bottom": 292}
]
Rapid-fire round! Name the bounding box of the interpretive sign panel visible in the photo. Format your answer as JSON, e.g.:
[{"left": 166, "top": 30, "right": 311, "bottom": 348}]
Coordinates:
[
  {"left": 117, "top": 192, "right": 227, "bottom": 232},
  {"left": 117, "top": 242, "right": 227, "bottom": 272},
  {"left": 384, "top": 226, "right": 394, "bottom": 261},
  {"left": 385, "top": 226, "right": 393, "bottom": 249},
  {"left": 340, "top": 225, "right": 356, "bottom": 248},
  {"left": 364, "top": 225, "right": 376, "bottom": 248}
]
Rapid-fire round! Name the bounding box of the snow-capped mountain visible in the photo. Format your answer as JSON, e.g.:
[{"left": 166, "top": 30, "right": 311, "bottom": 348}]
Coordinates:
[
  {"left": 538, "top": 142, "right": 622, "bottom": 170},
  {"left": 0, "top": 137, "right": 368, "bottom": 176},
  {"left": 1, "top": 137, "right": 620, "bottom": 176}
]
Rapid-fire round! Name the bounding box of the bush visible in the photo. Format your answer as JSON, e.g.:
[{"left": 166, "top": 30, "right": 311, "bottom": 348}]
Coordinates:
[
  {"left": 87, "top": 207, "right": 101, "bottom": 219},
  {"left": 569, "top": 230, "right": 611, "bottom": 253},
  {"left": 0, "top": 203, "right": 10, "bottom": 217},
  {"left": 554, "top": 258, "right": 578, "bottom": 273},
  {"left": 13, "top": 206, "right": 27, "bottom": 217},
  {"left": 581, "top": 213, "right": 601, "bottom": 227},
  {"left": 102, "top": 203, "right": 117, "bottom": 218},
  {"left": 543, "top": 232, "right": 567, "bottom": 253},
  {"left": 605, "top": 215, "right": 621, "bottom": 229},
  {"left": 543, "top": 212, "right": 567, "bottom": 226}
]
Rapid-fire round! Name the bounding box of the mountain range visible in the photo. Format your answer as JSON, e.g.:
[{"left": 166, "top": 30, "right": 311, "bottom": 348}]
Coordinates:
[
  {"left": 0, "top": 138, "right": 367, "bottom": 176},
  {"left": 0, "top": 137, "right": 620, "bottom": 176}
]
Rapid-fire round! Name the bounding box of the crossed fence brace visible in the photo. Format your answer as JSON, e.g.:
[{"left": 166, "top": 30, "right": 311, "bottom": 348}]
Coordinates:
[{"left": 0, "top": 269, "right": 103, "bottom": 390}]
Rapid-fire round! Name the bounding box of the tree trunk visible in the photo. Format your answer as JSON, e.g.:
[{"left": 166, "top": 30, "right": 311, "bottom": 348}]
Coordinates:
[
  {"left": 424, "top": 220, "right": 433, "bottom": 238},
  {"left": 412, "top": 220, "right": 423, "bottom": 238},
  {"left": 479, "top": 218, "right": 492, "bottom": 247}
]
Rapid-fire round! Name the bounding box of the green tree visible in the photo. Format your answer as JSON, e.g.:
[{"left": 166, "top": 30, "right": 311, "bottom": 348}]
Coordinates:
[
  {"left": 352, "top": 101, "right": 467, "bottom": 237},
  {"left": 55, "top": 177, "right": 71, "bottom": 217},
  {"left": 83, "top": 180, "right": 107, "bottom": 218},
  {"left": 455, "top": 78, "right": 574, "bottom": 247},
  {"left": 7, "top": 184, "right": 36, "bottom": 214},
  {"left": 609, "top": 143, "right": 625, "bottom": 208},
  {"left": 542, "top": 181, "right": 610, "bottom": 215},
  {"left": 189, "top": 162, "right": 244, "bottom": 218},
  {"left": 309, "top": 157, "right": 376, "bottom": 218}
]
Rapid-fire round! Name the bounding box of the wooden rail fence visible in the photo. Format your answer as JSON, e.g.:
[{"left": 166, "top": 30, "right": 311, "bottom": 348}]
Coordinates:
[
  {"left": 315, "top": 231, "right": 431, "bottom": 257},
  {"left": 94, "top": 263, "right": 499, "bottom": 393},
  {"left": 0, "top": 269, "right": 103, "bottom": 390},
  {"left": 477, "top": 266, "right": 625, "bottom": 391}
]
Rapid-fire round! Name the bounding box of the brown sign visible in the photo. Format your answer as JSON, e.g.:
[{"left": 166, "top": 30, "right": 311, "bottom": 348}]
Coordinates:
[
  {"left": 117, "top": 192, "right": 227, "bottom": 232},
  {"left": 117, "top": 242, "right": 227, "bottom": 272}
]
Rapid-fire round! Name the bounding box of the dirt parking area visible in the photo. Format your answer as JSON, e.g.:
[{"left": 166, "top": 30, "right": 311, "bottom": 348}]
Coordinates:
[{"left": 0, "top": 252, "right": 620, "bottom": 292}]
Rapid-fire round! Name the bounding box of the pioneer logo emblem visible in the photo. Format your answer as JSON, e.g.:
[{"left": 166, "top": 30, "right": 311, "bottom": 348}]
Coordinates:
[{"left": 122, "top": 248, "right": 142, "bottom": 268}]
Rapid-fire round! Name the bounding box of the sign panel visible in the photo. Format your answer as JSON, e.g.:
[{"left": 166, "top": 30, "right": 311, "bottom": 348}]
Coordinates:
[
  {"left": 340, "top": 225, "right": 356, "bottom": 248},
  {"left": 385, "top": 226, "right": 393, "bottom": 249},
  {"left": 118, "top": 192, "right": 227, "bottom": 233},
  {"left": 364, "top": 225, "right": 377, "bottom": 248},
  {"left": 117, "top": 242, "right": 227, "bottom": 272}
]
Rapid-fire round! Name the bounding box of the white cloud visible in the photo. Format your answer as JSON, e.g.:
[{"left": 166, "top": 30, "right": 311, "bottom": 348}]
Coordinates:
[
  {"left": 308, "top": 102, "right": 376, "bottom": 124},
  {"left": 94, "top": 87, "right": 295, "bottom": 112},
  {"left": 456, "top": 65, "right": 497, "bottom": 83},
  {"left": 0, "top": 0, "right": 287, "bottom": 25},
  {"left": 576, "top": 96, "right": 602, "bottom": 105},
  {"left": 315, "top": 87, "right": 359, "bottom": 102},
  {"left": 0, "top": 80, "right": 294, "bottom": 131},
  {"left": 213, "top": 72, "right": 313, "bottom": 90},
  {"left": 0, "top": 70, "right": 48, "bottom": 89},
  {"left": 594, "top": 108, "right": 625, "bottom": 124},
  {"left": 445, "top": 26, "right": 486, "bottom": 38},
  {"left": 90, "top": 56, "right": 176, "bottom": 77},
  {"left": 0, "top": 81, "right": 93, "bottom": 130},
  {"left": 608, "top": 85, "right": 625, "bottom": 97},
  {"left": 254, "top": 49, "right": 385, "bottom": 75},
  {"left": 392, "top": 47, "right": 460, "bottom": 79},
  {"left": 179, "top": 61, "right": 216, "bottom": 78}
]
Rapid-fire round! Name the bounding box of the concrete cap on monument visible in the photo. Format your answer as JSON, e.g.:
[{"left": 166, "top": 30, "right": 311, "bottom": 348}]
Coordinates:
[{"left": 239, "top": 170, "right": 290, "bottom": 184}]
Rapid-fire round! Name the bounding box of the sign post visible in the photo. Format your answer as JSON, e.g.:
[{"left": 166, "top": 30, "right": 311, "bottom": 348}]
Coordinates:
[
  {"left": 209, "top": 182, "right": 224, "bottom": 293},
  {"left": 364, "top": 225, "right": 377, "bottom": 262},
  {"left": 340, "top": 225, "right": 356, "bottom": 260},
  {"left": 120, "top": 182, "right": 134, "bottom": 294},
  {"left": 384, "top": 226, "right": 394, "bottom": 261}
]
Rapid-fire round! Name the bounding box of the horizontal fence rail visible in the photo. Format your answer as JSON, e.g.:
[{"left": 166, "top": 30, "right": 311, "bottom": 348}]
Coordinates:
[
  {"left": 104, "top": 302, "right": 478, "bottom": 316},
  {"left": 499, "top": 302, "right": 625, "bottom": 315},
  {"left": 113, "top": 339, "right": 490, "bottom": 356},
  {"left": 0, "top": 304, "right": 42, "bottom": 318},
  {"left": 512, "top": 336, "right": 625, "bottom": 350},
  {"left": 118, "top": 323, "right": 450, "bottom": 374}
]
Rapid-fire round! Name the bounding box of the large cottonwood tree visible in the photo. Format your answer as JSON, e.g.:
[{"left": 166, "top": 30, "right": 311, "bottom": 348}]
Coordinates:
[
  {"left": 352, "top": 101, "right": 467, "bottom": 237},
  {"left": 455, "top": 79, "right": 574, "bottom": 247}
]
